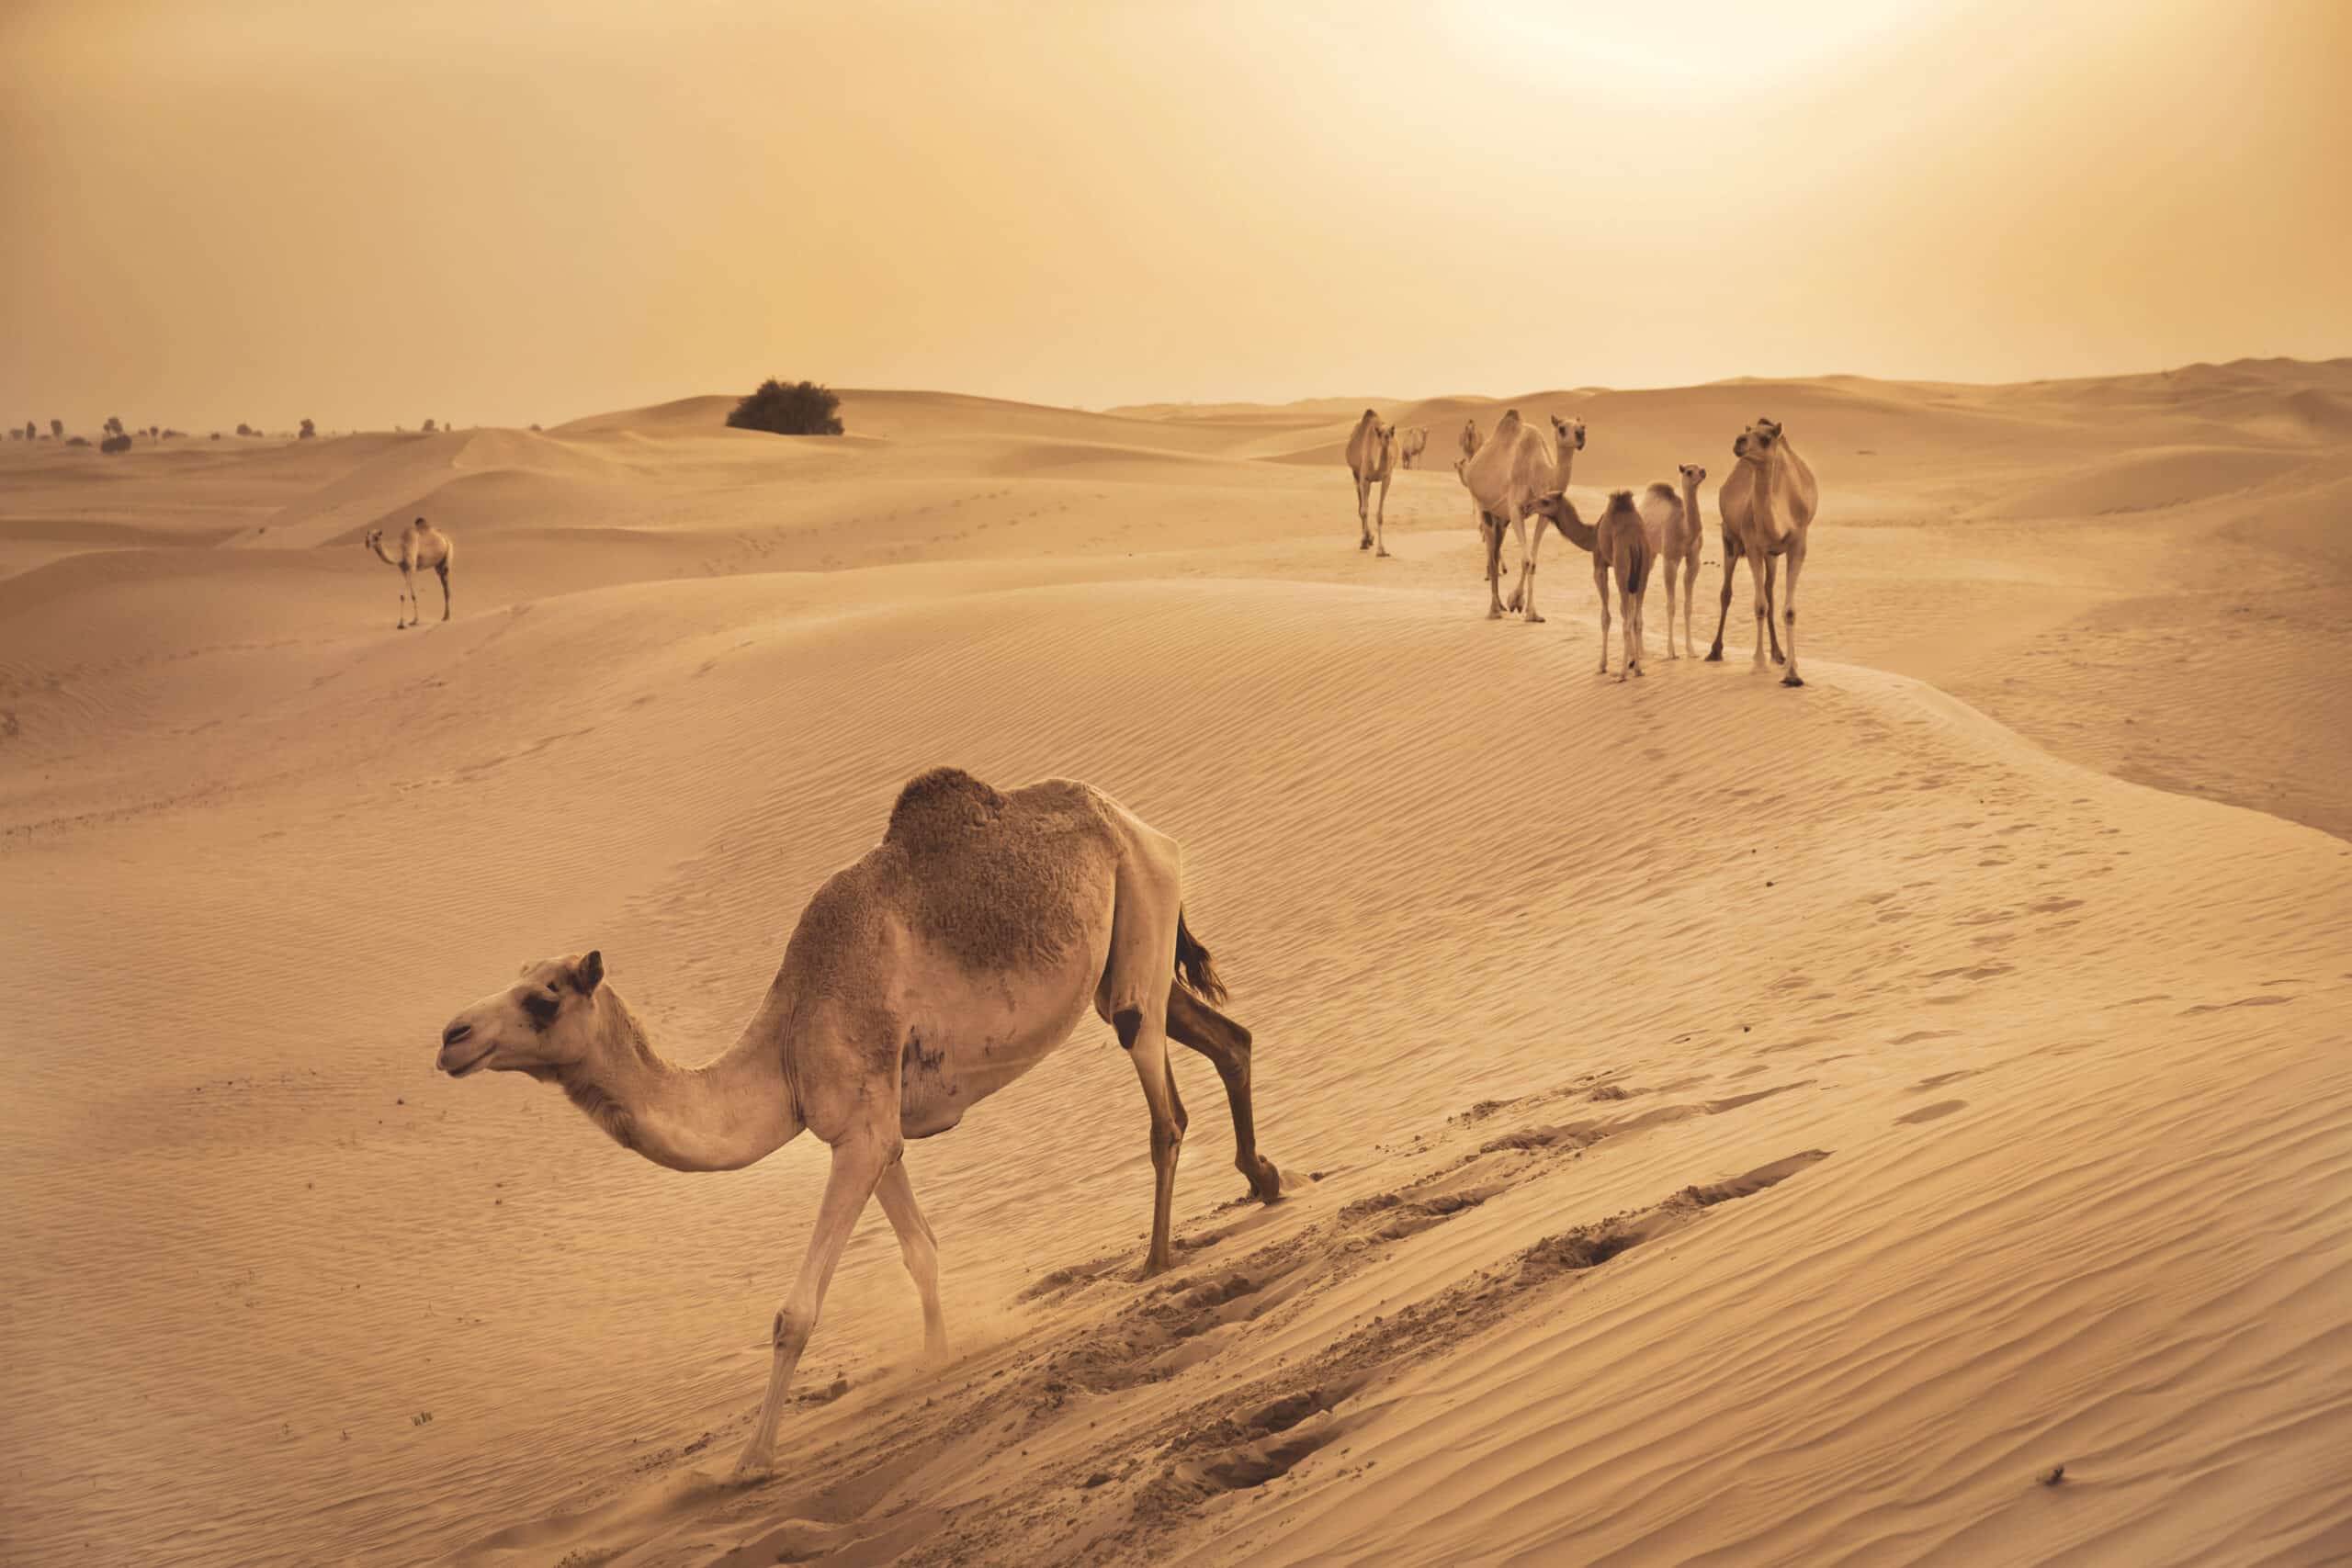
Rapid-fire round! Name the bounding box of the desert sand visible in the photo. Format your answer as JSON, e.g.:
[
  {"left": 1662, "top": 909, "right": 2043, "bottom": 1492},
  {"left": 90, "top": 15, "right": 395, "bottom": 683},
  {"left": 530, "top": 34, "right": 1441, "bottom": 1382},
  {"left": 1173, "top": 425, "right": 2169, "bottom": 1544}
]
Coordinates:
[{"left": 5, "top": 363, "right": 2351, "bottom": 1566}]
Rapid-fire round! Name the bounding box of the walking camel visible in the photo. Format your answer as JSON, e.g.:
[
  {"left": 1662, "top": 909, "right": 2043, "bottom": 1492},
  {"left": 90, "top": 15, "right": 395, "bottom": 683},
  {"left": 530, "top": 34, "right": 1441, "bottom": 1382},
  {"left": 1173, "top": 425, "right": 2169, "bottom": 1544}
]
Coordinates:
[
  {"left": 435, "top": 769, "right": 1282, "bottom": 1479},
  {"left": 1343, "top": 409, "right": 1402, "bottom": 555},
  {"left": 1641, "top": 465, "right": 1707, "bottom": 658},
  {"left": 1399, "top": 426, "right": 1429, "bottom": 469},
  {"left": 1456, "top": 411, "right": 1583, "bottom": 620},
  {"left": 1529, "top": 486, "right": 1648, "bottom": 676},
  {"left": 363, "top": 516, "right": 454, "bottom": 628},
  {"left": 1459, "top": 418, "right": 1481, "bottom": 461},
  {"left": 1706, "top": 417, "right": 1818, "bottom": 685}
]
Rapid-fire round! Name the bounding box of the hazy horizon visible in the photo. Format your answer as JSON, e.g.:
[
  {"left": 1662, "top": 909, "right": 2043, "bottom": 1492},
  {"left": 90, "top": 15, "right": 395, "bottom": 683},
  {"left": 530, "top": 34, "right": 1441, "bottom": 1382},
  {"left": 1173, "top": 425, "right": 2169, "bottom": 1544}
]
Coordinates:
[{"left": 6, "top": 0, "right": 2347, "bottom": 434}]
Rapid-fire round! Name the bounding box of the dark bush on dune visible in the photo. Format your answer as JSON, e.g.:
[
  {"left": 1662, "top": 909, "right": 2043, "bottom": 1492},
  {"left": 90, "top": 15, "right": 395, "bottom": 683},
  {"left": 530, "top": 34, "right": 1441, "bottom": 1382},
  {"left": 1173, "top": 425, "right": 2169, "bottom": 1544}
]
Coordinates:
[
  {"left": 49, "top": 419, "right": 62, "bottom": 439},
  {"left": 727, "top": 378, "right": 843, "bottom": 436},
  {"left": 67, "top": 435, "right": 90, "bottom": 447},
  {"left": 100, "top": 434, "right": 132, "bottom": 455},
  {"left": 299, "top": 418, "right": 316, "bottom": 440},
  {"left": 235, "top": 423, "right": 256, "bottom": 437}
]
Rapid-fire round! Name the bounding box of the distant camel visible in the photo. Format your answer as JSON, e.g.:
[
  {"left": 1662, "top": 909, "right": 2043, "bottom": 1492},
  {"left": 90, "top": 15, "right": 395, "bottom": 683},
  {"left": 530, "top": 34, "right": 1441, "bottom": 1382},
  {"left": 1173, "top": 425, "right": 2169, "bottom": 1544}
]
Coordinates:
[
  {"left": 1459, "top": 419, "right": 1481, "bottom": 461},
  {"left": 363, "top": 516, "right": 453, "bottom": 628},
  {"left": 1399, "top": 427, "right": 1429, "bottom": 469},
  {"left": 436, "top": 768, "right": 1282, "bottom": 1479},
  {"left": 1456, "top": 411, "right": 1581, "bottom": 619},
  {"left": 1344, "top": 410, "right": 1402, "bottom": 556},
  {"left": 1706, "top": 417, "right": 1818, "bottom": 685},
  {"left": 1641, "top": 465, "right": 1706, "bottom": 658}
]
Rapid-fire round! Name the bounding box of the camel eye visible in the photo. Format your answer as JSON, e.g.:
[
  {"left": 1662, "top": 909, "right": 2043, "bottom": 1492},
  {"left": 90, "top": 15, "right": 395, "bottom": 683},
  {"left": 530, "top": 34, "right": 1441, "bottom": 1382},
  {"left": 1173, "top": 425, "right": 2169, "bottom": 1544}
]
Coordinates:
[{"left": 524, "top": 989, "right": 560, "bottom": 1021}]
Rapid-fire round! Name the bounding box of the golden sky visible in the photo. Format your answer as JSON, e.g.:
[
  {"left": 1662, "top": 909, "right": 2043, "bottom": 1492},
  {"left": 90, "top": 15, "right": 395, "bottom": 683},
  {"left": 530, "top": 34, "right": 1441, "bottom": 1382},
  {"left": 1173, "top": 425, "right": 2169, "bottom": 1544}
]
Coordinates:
[{"left": 4, "top": 0, "right": 2347, "bottom": 431}]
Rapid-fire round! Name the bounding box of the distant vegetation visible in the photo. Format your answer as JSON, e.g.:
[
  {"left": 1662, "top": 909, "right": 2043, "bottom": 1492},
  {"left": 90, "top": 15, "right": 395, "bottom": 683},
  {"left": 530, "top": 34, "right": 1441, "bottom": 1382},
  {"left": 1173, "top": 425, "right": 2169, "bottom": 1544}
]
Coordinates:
[
  {"left": 66, "top": 435, "right": 90, "bottom": 447},
  {"left": 100, "top": 434, "right": 132, "bottom": 455},
  {"left": 727, "top": 378, "right": 843, "bottom": 436},
  {"left": 422, "top": 418, "right": 437, "bottom": 434},
  {"left": 235, "top": 423, "right": 257, "bottom": 437},
  {"left": 300, "top": 418, "right": 316, "bottom": 440},
  {"left": 49, "top": 419, "right": 62, "bottom": 440}
]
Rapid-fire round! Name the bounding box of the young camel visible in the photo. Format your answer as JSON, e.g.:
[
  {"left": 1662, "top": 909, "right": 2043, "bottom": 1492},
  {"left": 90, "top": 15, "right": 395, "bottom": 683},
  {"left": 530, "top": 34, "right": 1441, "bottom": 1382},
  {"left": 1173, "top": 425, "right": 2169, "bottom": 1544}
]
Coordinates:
[
  {"left": 1531, "top": 488, "right": 1650, "bottom": 677},
  {"left": 435, "top": 769, "right": 1282, "bottom": 1480},
  {"left": 1641, "top": 465, "right": 1707, "bottom": 658},
  {"left": 363, "top": 516, "right": 454, "bottom": 628},
  {"left": 1343, "top": 410, "right": 1401, "bottom": 555},
  {"left": 1705, "top": 417, "right": 1819, "bottom": 685}
]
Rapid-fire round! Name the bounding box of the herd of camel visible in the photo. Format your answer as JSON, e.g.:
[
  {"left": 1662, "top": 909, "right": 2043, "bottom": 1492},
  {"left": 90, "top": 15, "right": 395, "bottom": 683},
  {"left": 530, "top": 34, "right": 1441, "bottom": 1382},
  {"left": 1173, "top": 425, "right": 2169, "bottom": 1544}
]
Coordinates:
[
  {"left": 1346, "top": 408, "right": 1819, "bottom": 686},
  {"left": 421, "top": 403, "right": 1824, "bottom": 1481}
]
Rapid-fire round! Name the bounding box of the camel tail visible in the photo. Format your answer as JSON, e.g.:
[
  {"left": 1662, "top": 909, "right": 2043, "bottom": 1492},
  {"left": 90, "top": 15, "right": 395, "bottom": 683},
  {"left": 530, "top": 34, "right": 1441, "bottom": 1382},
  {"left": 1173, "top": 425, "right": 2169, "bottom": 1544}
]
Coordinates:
[
  {"left": 1173, "top": 910, "right": 1228, "bottom": 1004},
  {"left": 1628, "top": 536, "right": 1652, "bottom": 593}
]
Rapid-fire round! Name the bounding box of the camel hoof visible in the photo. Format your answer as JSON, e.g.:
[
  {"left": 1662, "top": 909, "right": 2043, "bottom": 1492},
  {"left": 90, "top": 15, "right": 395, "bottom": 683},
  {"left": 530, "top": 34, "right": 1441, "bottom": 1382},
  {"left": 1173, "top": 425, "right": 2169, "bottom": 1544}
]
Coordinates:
[
  {"left": 1375, "top": 548, "right": 1391, "bottom": 558},
  {"left": 1250, "top": 1157, "right": 1283, "bottom": 1203},
  {"left": 1704, "top": 649, "right": 1724, "bottom": 662},
  {"left": 1782, "top": 673, "right": 1805, "bottom": 688},
  {"left": 1358, "top": 538, "right": 1371, "bottom": 550},
  {"left": 1771, "top": 652, "right": 1786, "bottom": 666},
  {"left": 1487, "top": 607, "right": 1504, "bottom": 621},
  {"left": 729, "top": 1449, "right": 775, "bottom": 1485},
  {"left": 1524, "top": 613, "right": 1545, "bottom": 625}
]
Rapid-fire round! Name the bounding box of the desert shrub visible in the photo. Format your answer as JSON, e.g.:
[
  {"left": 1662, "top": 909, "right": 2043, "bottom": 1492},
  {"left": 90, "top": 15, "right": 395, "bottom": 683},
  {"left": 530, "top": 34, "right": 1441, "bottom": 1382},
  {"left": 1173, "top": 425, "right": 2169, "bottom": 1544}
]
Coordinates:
[
  {"left": 100, "top": 433, "right": 132, "bottom": 455},
  {"left": 103, "top": 416, "right": 125, "bottom": 439},
  {"left": 422, "top": 418, "right": 437, "bottom": 434},
  {"left": 299, "top": 418, "right": 316, "bottom": 440},
  {"left": 236, "top": 422, "right": 256, "bottom": 437},
  {"left": 529, "top": 422, "right": 542, "bottom": 432},
  {"left": 162, "top": 428, "right": 184, "bottom": 439},
  {"left": 49, "top": 419, "right": 62, "bottom": 439},
  {"left": 66, "top": 435, "right": 90, "bottom": 447},
  {"left": 726, "top": 378, "right": 843, "bottom": 436}
]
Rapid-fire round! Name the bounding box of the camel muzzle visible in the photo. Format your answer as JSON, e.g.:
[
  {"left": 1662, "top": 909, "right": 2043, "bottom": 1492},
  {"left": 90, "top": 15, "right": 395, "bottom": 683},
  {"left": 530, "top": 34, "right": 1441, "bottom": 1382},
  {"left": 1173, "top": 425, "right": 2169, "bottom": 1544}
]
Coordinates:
[{"left": 438, "top": 1021, "right": 493, "bottom": 1077}]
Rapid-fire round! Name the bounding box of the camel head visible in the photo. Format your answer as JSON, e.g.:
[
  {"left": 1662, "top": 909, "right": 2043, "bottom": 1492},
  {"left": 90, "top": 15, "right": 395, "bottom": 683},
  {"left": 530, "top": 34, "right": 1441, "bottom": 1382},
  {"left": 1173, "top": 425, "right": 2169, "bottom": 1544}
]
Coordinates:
[
  {"left": 1679, "top": 462, "right": 1708, "bottom": 487},
  {"left": 1733, "top": 417, "right": 1786, "bottom": 464},
  {"left": 363, "top": 527, "right": 382, "bottom": 551},
  {"left": 1531, "top": 491, "right": 1575, "bottom": 525},
  {"left": 1550, "top": 415, "right": 1587, "bottom": 452},
  {"left": 438, "top": 951, "right": 611, "bottom": 1079}
]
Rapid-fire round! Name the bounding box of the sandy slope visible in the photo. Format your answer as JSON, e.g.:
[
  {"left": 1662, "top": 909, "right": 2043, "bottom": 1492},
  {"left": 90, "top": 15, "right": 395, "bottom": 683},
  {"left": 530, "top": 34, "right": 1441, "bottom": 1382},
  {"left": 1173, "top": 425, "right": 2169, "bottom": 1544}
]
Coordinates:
[{"left": 2, "top": 363, "right": 2348, "bottom": 1568}]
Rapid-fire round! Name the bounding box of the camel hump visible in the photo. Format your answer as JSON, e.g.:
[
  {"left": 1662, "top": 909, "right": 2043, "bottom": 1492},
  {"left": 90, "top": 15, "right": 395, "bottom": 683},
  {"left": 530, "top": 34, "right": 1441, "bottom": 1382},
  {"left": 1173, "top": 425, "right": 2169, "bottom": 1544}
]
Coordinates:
[
  {"left": 1645, "top": 480, "right": 1679, "bottom": 502},
  {"left": 1605, "top": 489, "right": 1637, "bottom": 512},
  {"left": 887, "top": 767, "right": 1007, "bottom": 845}
]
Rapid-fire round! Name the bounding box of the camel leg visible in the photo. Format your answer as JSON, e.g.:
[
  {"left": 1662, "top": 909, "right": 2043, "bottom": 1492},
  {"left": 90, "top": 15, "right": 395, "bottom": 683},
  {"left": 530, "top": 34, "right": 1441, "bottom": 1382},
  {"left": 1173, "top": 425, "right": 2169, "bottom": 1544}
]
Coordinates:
[
  {"left": 1683, "top": 557, "right": 1700, "bottom": 661},
  {"left": 435, "top": 562, "right": 451, "bottom": 622},
  {"left": 1521, "top": 513, "right": 1552, "bottom": 623},
  {"left": 1354, "top": 474, "right": 1372, "bottom": 550},
  {"left": 1167, "top": 985, "right": 1280, "bottom": 1201},
  {"left": 1706, "top": 539, "right": 1737, "bottom": 660},
  {"left": 1747, "top": 550, "right": 1772, "bottom": 672},
  {"left": 397, "top": 567, "right": 414, "bottom": 629},
  {"left": 1662, "top": 561, "right": 1679, "bottom": 659},
  {"left": 874, "top": 1157, "right": 948, "bottom": 1359},
  {"left": 735, "top": 1128, "right": 892, "bottom": 1477},
  {"left": 1100, "top": 873, "right": 1185, "bottom": 1277},
  {"left": 1504, "top": 513, "right": 1531, "bottom": 614},
  {"left": 1482, "top": 514, "right": 1507, "bottom": 619},
  {"left": 1593, "top": 556, "right": 1611, "bottom": 674},
  {"left": 1763, "top": 555, "right": 1785, "bottom": 663},
  {"left": 1626, "top": 580, "right": 1646, "bottom": 679},
  {"left": 1780, "top": 538, "right": 1806, "bottom": 688},
  {"left": 1374, "top": 474, "right": 1393, "bottom": 558}
]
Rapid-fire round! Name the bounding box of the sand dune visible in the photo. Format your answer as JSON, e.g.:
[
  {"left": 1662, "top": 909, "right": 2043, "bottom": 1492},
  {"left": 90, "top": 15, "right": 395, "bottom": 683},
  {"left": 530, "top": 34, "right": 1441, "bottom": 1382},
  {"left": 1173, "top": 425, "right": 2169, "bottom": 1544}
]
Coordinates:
[{"left": 3, "top": 362, "right": 2348, "bottom": 1567}]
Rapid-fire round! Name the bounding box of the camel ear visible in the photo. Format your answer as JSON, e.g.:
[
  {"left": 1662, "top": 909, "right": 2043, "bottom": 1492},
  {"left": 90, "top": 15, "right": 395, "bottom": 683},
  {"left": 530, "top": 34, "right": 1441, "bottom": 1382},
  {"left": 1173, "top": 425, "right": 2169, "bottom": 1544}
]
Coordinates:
[{"left": 571, "top": 950, "right": 605, "bottom": 993}]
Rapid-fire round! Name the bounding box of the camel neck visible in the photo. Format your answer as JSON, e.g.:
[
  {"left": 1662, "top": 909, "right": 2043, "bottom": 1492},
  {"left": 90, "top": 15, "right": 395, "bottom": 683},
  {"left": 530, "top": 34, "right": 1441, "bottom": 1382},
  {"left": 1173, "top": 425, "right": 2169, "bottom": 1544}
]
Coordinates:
[
  {"left": 1747, "top": 457, "right": 1780, "bottom": 535},
  {"left": 1681, "top": 479, "right": 1703, "bottom": 521},
  {"left": 368, "top": 537, "right": 400, "bottom": 565},
  {"left": 559, "top": 989, "right": 802, "bottom": 1173}
]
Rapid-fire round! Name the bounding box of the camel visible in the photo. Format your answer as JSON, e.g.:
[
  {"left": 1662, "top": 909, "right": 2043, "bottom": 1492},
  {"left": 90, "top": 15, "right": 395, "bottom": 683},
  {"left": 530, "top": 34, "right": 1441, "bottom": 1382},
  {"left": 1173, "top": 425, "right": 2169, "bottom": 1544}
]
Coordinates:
[
  {"left": 1343, "top": 409, "right": 1402, "bottom": 556},
  {"left": 363, "top": 516, "right": 454, "bottom": 628},
  {"left": 1459, "top": 418, "right": 1480, "bottom": 461},
  {"left": 435, "top": 768, "right": 1282, "bottom": 1479},
  {"left": 1529, "top": 487, "right": 1647, "bottom": 677},
  {"left": 1641, "top": 465, "right": 1707, "bottom": 658},
  {"left": 1399, "top": 426, "right": 1429, "bottom": 469},
  {"left": 1455, "top": 411, "right": 1582, "bottom": 620},
  {"left": 1706, "top": 417, "right": 1818, "bottom": 685}
]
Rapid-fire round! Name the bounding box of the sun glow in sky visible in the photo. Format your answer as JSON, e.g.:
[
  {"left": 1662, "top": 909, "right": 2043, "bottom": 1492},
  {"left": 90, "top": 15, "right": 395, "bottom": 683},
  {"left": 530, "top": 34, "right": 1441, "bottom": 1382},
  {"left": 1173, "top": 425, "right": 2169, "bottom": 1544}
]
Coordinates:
[{"left": 2, "top": 0, "right": 2346, "bottom": 430}]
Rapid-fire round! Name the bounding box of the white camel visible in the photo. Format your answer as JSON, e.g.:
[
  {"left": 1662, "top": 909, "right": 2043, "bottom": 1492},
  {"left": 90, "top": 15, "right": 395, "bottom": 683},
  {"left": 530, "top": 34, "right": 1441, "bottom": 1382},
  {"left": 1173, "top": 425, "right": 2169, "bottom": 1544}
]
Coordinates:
[
  {"left": 1455, "top": 412, "right": 1583, "bottom": 620},
  {"left": 437, "top": 768, "right": 1282, "bottom": 1478},
  {"left": 1344, "top": 410, "right": 1402, "bottom": 556},
  {"left": 1641, "top": 465, "right": 1706, "bottom": 658},
  {"left": 363, "top": 516, "right": 454, "bottom": 628},
  {"left": 1706, "top": 417, "right": 1819, "bottom": 686}
]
